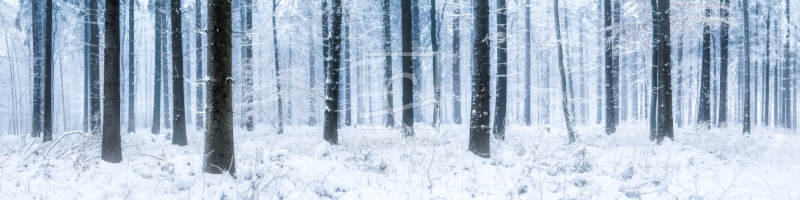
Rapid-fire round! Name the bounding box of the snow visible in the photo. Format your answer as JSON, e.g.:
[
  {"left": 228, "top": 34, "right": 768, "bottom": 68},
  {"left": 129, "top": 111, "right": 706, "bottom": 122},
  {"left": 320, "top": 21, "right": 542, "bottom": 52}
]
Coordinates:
[{"left": 0, "top": 123, "right": 798, "bottom": 199}]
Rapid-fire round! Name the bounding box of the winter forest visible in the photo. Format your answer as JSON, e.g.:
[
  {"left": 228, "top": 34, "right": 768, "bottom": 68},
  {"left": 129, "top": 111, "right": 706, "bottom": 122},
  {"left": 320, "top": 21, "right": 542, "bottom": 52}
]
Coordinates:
[{"left": 0, "top": 0, "right": 799, "bottom": 198}]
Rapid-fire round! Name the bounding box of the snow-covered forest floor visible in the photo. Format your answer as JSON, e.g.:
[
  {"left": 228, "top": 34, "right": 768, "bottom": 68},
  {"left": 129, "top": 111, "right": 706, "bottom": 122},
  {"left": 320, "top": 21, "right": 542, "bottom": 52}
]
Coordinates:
[{"left": 1, "top": 123, "right": 798, "bottom": 199}]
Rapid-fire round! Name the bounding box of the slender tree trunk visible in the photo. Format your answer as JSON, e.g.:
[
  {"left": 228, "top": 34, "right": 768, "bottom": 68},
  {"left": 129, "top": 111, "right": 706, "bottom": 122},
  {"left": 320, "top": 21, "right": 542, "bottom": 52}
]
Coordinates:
[
  {"left": 162, "top": 9, "right": 171, "bottom": 130},
  {"left": 204, "top": 0, "right": 235, "bottom": 175},
  {"left": 127, "top": 0, "right": 136, "bottom": 133},
  {"left": 171, "top": 0, "right": 187, "bottom": 145},
  {"left": 612, "top": 0, "right": 620, "bottom": 126},
  {"left": 411, "top": 0, "right": 422, "bottom": 124},
  {"left": 83, "top": 0, "right": 90, "bottom": 133},
  {"left": 431, "top": 0, "right": 441, "bottom": 128},
  {"left": 308, "top": 7, "right": 317, "bottom": 127},
  {"left": 603, "top": 0, "right": 616, "bottom": 134},
  {"left": 743, "top": 0, "right": 752, "bottom": 133},
  {"left": 718, "top": 0, "right": 730, "bottom": 126},
  {"left": 324, "top": 0, "right": 343, "bottom": 144},
  {"left": 554, "top": 0, "right": 576, "bottom": 144},
  {"left": 102, "top": 0, "right": 122, "bottom": 163},
  {"left": 764, "top": 9, "right": 770, "bottom": 125},
  {"left": 469, "top": 0, "right": 490, "bottom": 157},
  {"left": 401, "top": 0, "right": 415, "bottom": 137},
  {"left": 699, "top": 7, "right": 711, "bottom": 125},
  {"left": 241, "top": 0, "right": 253, "bottom": 131},
  {"left": 344, "top": 9, "right": 351, "bottom": 127},
  {"left": 272, "top": 0, "right": 284, "bottom": 134},
  {"left": 43, "top": 0, "right": 54, "bottom": 141},
  {"left": 31, "top": 0, "right": 43, "bottom": 137},
  {"left": 152, "top": 0, "right": 162, "bottom": 135},
  {"left": 782, "top": 0, "right": 790, "bottom": 129},
  {"left": 196, "top": 0, "right": 205, "bottom": 131},
  {"left": 493, "top": 0, "right": 507, "bottom": 140},
  {"left": 382, "top": 0, "right": 395, "bottom": 127},
  {"left": 90, "top": 0, "right": 101, "bottom": 135},
  {"left": 524, "top": 0, "right": 531, "bottom": 126},
  {"left": 451, "top": 0, "right": 462, "bottom": 125}
]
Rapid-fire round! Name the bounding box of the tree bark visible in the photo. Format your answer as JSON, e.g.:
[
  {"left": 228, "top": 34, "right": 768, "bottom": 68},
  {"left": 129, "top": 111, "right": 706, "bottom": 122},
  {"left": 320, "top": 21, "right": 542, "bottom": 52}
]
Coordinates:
[
  {"left": 152, "top": 0, "right": 162, "bottom": 135},
  {"left": 412, "top": 0, "right": 422, "bottom": 123},
  {"left": 743, "top": 0, "right": 752, "bottom": 133},
  {"left": 204, "top": 0, "right": 235, "bottom": 175},
  {"left": 718, "top": 0, "right": 729, "bottom": 126},
  {"left": 493, "top": 0, "right": 507, "bottom": 140},
  {"left": 523, "top": 0, "right": 531, "bottom": 126},
  {"left": 127, "top": 0, "right": 136, "bottom": 133},
  {"left": 382, "top": 0, "right": 394, "bottom": 127},
  {"left": 43, "top": 0, "right": 54, "bottom": 142},
  {"left": 324, "top": 0, "right": 343, "bottom": 144},
  {"left": 171, "top": 0, "right": 187, "bottom": 145},
  {"left": 468, "top": 0, "right": 490, "bottom": 157},
  {"left": 431, "top": 0, "right": 441, "bottom": 128},
  {"left": 699, "top": 7, "right": 711, "bottom": 125},
  {"left": 272, "top": 0, "right": 284, "bottom": 134},
  {"left": 31, "top": 0, "right": 43, "bottom": 137},
  {"left": 102, "top": 0, "right": 122, "bottom": 163},
  {"left": 554, "top": 0, "right": 576, "bottom": 144},
  {"left": 654, "top": 0, "right": 674, "bottom": 142},
  {"left": 90, "top": 0, "right": 101, "bottom": 135},
  {"left": 781, "top": 0, "right": 790, "bottom": 129},
  {"left": 196, "top": 0, "right": 204, "bottom": 131},
  {"left": 604, "top": 0, "right": 616, "bottom": 134}
]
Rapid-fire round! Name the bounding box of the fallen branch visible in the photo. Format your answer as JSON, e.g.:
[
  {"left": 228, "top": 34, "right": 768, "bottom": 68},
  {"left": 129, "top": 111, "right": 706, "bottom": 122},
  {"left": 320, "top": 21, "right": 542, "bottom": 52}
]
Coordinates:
[{"left": 45, "top": 131, "right": 84, "bottom": 157}]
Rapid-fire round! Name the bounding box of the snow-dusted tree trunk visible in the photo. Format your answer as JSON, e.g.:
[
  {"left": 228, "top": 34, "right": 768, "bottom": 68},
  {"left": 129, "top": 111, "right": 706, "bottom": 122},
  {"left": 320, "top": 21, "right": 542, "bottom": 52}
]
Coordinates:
[
  {"left": 196, "top": 0, "right": 205, "bottom": 131},
  {"left": 382, "top": 0, "right": 394, "bottom": 127},
  {"left": 205, "top": 0, "right": 235, "bottom": 175},
  {"left": 272, "top": 0, "right": 284, "bottom": 134},
  {"left": 699, "top": 7, "right": 711, "bottom": 125},
  {"left": 401, "top": 0, "right": 415, "bottom": 137},
  {"left": 554, "top": 0, "right": 576, "bottom": 144},
  {"left": 743, "top": 0, "right": 752, "bottom": 133},
  {"left": 171, "top": 0, "right": 188, "bottom": 145},
  {"left": 469, "top": 0, "right": 490, "bottom": 157},
  {"left": 451, "top": 0, "right": 462, "bottom": 125},
  {"left": 603, "top": 0, "right": 615, "bottom": 134},
  {"left": 31, "top": 0, "right": 43, "bottom": 137},
  {"left": 524, "top": 0, "right": 531, "bottom": 126},
  {"left": 324, "top": 0, "right": 343, "bottom": 144},
  {"left": 102, "top": 0, "right": 122, "bottom": 163},
  {"left": 90, "top": 0, "right": 101, "bottom": 135},
  {"left": 493, "top": 0, "right": 507, "bottom": 140},
  {"left": 718, "top": 0, "right": 729, "bottom": 126},
  {"left": 127, "top": 0, "right": 136, "bottom": 133},
  {"left": 43, "top": 0, "right": 54, "bottom": 141}
]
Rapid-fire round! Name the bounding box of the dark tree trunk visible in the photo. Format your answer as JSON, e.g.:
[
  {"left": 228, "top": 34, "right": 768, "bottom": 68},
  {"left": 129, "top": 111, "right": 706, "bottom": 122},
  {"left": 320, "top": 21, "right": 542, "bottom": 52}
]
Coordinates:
[
  {"left": 171, "top": 0, "right": 187, "bottom": 145},
  {"left": 90, "top": 0, "right": 101, "bottom": 135},
  {"left": 524, "top": 0, "right": 531, "bottom": 126},
  {"left": 102, "top": 0, "right": 122, "bottom": 163},
  {"left": 431, "top": 0, "right": 441, "bottom": 128},
  {"left": 308, "top": 6, "right": 317, "bottom": 127},
  {"left": 382, "top": 0, "right": 395, "bottom": 127},
  {"left": 493, "top": 0, "right": 507, "bottom": 140},
  {"left": 554, "top": 0, "right": 576, "bottom": 144},
  {"left": 718, "top": 0, "right": 729, "bottom": 126},
  {"left": 127, "top": 0, "right": 136, "bottom": 133},
  {"left": 451, "top": 0, "right": 461, "bottom": 125},
  {"left": 204, "top": 0, "right": 235, "bottom": 175},
  {"left": 31, "top": 0, "right": 43, "bottom": 137},
  {"left": 699, "top": 7, "right": 711, "bottom": 125},
  {"left": 469, "top": 0, "right": 490, "bottom": 157},
  {"left": 603, "top": 0, "right": 616, "bottom": 134},
  {"left": 43, "top": 0, "right": 54, "bottom": 142},
  {"left": 401, "top": 0, "right": 415, "bottom": 137},
  {"left": 162, "top": 8, "right": 171, "bottom": 130},
  {"left": 272, "top": 0, "right": 284, "bottom": 134},
  {"left": 411, "top": 0, "right": 422, "bottom": 123},
  {"left": 196, "top": 0, "right": 204, "bottom": 131},
  {"left": 654, "top": 0, "right": 674, "bottom": 142},
  {"left": 324, "top": 0, "right": 343, "bottom": 144},
  {"left": 743, "top": 0, "right": 752, "bottom": 133},
  {"left": 152, "top": 0, "right": 162, "bottom": 135}
]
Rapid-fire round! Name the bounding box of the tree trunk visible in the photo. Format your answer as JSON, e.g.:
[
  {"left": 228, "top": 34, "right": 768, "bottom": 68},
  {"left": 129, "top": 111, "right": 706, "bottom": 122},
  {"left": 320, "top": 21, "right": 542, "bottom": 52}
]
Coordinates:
[
  {"left": 242, "top": 0, "right": 254, "bottom": 132},
  {"left": 90, "top": 0, "right": 101, "bottom": 135},
  {"left": 523, "top": 0, "right": 531, "bottom": 126},
  {"left": 743, "top": 0, "right": 752, "bottom": 133},
  {"left": 401, "top": 0, "right": 415, "bottom": 137},
  {"left": 83, "top": 0, "right": 90, "bottom": 133},
  {"left": 554, "top": 0, "right": 576, "bottom": 144},
  {"left": 699, "top": 7, "right": 711, "bottom": 125},
  {"left": 152, "top": 0, "right": 162, "bottom": 135},
  {"left": 324, "top": 0, "right": 343, "bottom": 144},
  {"left": 382, "top": 0, "right": 395, "bottom": 127},
  {"left": 43, "top": 0, "right": 54, "bottom": 142},
  {"left": 493, "top": 0, "right": 507, "bottom": 140},
  {"left": 171, "top": 0, "right": 187, "bottom": 145},
  {"left": 612, "top": 0, "right": 620, "bottom": 126},
  {"left": 196, "top": 0, "right": 205, "bottom": 131},
  {"left": 603, "top": 0, "right": 616, "bottom": 134},
  {"left": 127, "top": 0, "right": 136, "bottom": 133},
  {"left": 162, "top": 9, "right": 171, "bottom": 130},
  {"left": 204, "top": 0, "right": 235, "bottom": 175},
  {"left": 431, "top": 0, "right": 441, "bottom": 128},
  {"left": 469, "top": 0, "right": 490, "bottom": 157},
  {"left": 412, "top": 0, "right": 422, "bottom": 123},
  {"left": 102, "top": 0, "right": 122, "bottom": 163},
  {"left": 718, "top": 0, "right": 729, "bottom": 126},
  {"left": 654, "top": 0, "right": 674, "bottom": 142},
  {"left": 272, "top": 0, "right": 284, "bottom": 134},
  {"left": 782, "top": 0, "right": 790, "bottom": 129},
  {"left": 344, "top": 9, "right": 351, "bottom": 127},
  {"left": 31, "top": 0, "right": 43, "bottom": 137},
  {"left": 764, "top": 9, "right": 770, "bottom": 125}
]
